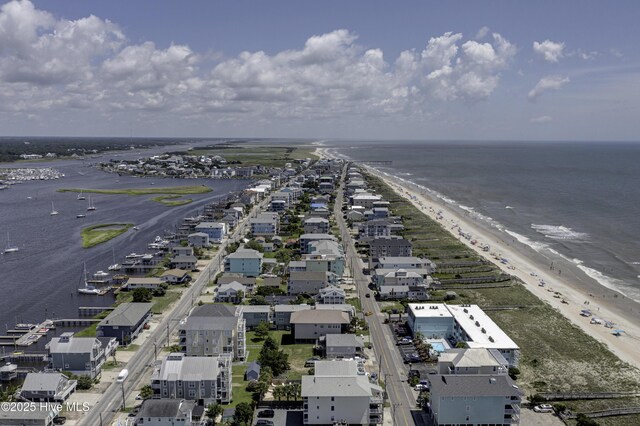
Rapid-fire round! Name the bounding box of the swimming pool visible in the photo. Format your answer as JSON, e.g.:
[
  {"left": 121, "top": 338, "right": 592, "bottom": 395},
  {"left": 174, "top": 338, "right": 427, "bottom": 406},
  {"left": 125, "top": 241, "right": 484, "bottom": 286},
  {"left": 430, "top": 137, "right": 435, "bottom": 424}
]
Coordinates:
[{"left": 430, "top": 342, "right": 446, "bottom": 352}]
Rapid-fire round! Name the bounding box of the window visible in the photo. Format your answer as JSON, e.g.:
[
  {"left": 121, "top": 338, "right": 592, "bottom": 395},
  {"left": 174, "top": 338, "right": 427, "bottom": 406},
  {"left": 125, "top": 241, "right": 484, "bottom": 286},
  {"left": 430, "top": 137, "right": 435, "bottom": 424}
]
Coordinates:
[{"left": 331, "top": 397, "right": 334, "bottom": 401}]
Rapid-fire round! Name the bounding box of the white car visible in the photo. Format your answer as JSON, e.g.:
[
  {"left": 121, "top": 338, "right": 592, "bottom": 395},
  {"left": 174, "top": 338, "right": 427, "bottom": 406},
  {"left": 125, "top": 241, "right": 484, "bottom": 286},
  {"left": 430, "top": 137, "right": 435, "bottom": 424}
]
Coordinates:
[
  {"left": 414, "top": 384, "right": 428, "bottom": 391},
  {"left": 534, "top": 404, "right": 553, "bottom": 413}
]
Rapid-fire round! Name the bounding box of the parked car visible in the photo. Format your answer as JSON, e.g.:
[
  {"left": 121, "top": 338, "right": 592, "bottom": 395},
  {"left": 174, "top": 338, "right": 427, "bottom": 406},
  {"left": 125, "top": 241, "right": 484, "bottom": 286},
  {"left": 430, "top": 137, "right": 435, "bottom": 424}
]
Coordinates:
[
  {"left": 396, "top": 338, "right": 412, "bottom": 346},
  {"left": 365, "top": 293, "right": 371, "bottom": 298},
  {"left": 53, "top": 418, "right": 66, "bottom": 425},
  {"left": 534, "top": 404, "right": 554, "bottom": 413},
  {"left": 256, "top": 420, "right": 274, "bottom": 426},
  {"left": 414, "top": 384, "right": 428, "bottom": 391},
  {"left": 257, "top": 409, "right": 275, "bottom": 418}
]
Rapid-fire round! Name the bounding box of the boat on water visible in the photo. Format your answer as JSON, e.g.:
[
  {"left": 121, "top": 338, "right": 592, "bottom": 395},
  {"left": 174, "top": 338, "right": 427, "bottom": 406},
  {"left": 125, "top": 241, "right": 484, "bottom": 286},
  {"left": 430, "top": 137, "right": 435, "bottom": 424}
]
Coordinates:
[
  {"left": 3, "top": 233, "right": 19, "bottom": 254},
  {"left": 108, "top": 247, "right": 121, "bottom": 271},
  {"left": 76, "top": 214, "right": 86, "bottom": 218},
  {"left": 50, "top": 201, "right": 59, "bottom": 216},
  {"left": 87, "top": 195, "right": 96, "bottom": 211},
  {"left": 77, "top": 191, "right": 86, "bottom": 200},
  {"left": 14, "top": 323, "right": 37, "bottom": 331},
  {"left": 133, "top": 226, "right": 139, "bottom": 231},
  {"left": 78, "top": 263, "right": 101, "bottom": 295}
]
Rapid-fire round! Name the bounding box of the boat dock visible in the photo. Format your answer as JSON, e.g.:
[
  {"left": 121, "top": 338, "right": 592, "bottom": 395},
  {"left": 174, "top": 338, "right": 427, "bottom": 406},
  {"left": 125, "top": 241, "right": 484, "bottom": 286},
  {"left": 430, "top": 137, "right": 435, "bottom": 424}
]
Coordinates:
[
  {"left": 78, "top": 306, "right": 115, "bottom": 316},
  {"left": 0, "top": 320, "right": 55, "bottom": 347},
  {"left": 53, "top": 318, "right": 101, "bottom": 327}
]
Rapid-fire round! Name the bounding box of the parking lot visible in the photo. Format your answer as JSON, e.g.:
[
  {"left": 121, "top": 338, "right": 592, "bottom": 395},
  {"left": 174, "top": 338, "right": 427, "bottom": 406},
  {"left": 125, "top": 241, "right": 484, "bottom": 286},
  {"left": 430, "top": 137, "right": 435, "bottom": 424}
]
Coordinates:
[{"left": 253, "top": 408, "right": 303, "bottom": 426}]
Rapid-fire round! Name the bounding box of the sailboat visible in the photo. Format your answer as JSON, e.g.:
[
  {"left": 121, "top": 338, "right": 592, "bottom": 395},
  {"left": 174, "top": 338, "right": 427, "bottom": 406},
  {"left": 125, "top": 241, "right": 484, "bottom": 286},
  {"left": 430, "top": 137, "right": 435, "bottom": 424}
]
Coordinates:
[
  {"left": 77, "top": 191, "right": 86, "bottom": 201},
  {"left": 87, "top": 195, "right": 96, "bottom": 211},
  {"left": 108, "top": 247, "right": 121, "bottom": 271},
  {"left": 3, "top": 233, "right": 19, "bottom": 254},
  {"left": 50, "top": 201, "right": 59, "bottom": 216},
  {"left": 78, "top": 263, "right": 101, "bottom": 295}
]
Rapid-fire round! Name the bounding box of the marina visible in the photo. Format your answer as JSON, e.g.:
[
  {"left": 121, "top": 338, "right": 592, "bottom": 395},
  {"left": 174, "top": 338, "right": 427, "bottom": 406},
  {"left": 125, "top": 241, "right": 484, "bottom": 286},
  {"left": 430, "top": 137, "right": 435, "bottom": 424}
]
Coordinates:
[{"left": 0, "top": 320, "right": 55, "bottom": 347}]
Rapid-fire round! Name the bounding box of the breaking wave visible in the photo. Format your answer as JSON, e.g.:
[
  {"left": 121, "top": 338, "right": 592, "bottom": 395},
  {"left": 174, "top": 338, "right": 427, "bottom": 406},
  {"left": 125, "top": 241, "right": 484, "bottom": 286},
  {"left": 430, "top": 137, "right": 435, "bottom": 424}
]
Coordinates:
[{"left": 531, "top": 224, "right": 590, "bottom": 241}]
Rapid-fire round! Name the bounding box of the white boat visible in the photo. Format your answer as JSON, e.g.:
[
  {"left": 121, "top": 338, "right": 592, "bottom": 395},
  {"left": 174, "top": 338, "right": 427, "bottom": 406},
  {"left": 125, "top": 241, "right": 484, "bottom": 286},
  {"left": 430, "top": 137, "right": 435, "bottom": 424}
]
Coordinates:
[
  {"left": 50, "top": 202, "right": 59, "bottom": 216},
  {"left": 108, "top": 248, "right": 121, "bottom": 271},
  {"left": 133, "top": 226, "right": 139, "bottom": 231},
  {"left": 3, "top": 233, "right": 19, "bottom": 254},
  {"left": 76, "top": 214, "right": 86, "bottom": 218},
  {"left": 77, "top": 191, "right": 86, "bottom": 201},
  {"left": 87, "top": 195, "right": 96, "bottom": 211},
  {"left": 93, "top": 270, "right": 110, "bottom": 279},
  {"left": 78, "top": 263, "right": 101, "bottom": 295}
]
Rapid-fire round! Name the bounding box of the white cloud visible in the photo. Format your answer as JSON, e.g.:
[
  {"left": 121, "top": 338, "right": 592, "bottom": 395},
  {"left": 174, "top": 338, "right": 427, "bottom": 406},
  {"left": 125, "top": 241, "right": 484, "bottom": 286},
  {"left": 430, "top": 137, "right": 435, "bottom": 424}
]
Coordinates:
[
  {"left": 530, "top": 115, "right": 553, "bottom": 123},
  {"left": 0, "top": 1, "right": 518, "bottom": 128},
  {"left": 528, "top": 75, "right": 570, "bottom": 101},
  {"left": 533, "top": 40, "right": 565, "bottom": 63}
]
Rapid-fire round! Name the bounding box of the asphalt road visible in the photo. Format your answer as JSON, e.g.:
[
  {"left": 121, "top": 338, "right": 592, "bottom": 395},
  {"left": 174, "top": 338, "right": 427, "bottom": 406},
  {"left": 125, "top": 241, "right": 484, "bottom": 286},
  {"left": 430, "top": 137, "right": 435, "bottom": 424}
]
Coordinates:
[
  {"left": 334, "top": 165, "right": 421, "bottom": 426},
  {"left": 81, "top": 196, "right": 269, "bottom": 426}
]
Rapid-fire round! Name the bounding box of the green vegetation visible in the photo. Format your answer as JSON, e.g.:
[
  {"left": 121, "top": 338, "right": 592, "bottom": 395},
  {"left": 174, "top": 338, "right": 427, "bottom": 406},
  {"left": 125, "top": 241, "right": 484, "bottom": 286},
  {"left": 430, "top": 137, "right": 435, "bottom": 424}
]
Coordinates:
[
  {"left": 258, "top": 335, "right": 290, "bottom": 377},
  {"left": 151, "top": 291, "right": 181, "bottom": 314},
  {"left": 74, "top": 322, "right": 98, "bottom": 337},
  {"left": 59, "top": 185, "right": 212, "bottom": 196},
  {"left": 151, "top": 195, "right": 193, "bottom": 206},
  {"left": 189, "top": 145, "right": 318, "bottom": 169},
  {"left": 228, "top": 365, "right": 254, "bottom": 408},
  {"left": 81, "top": 223, "right": 133, "bottom": 248}
]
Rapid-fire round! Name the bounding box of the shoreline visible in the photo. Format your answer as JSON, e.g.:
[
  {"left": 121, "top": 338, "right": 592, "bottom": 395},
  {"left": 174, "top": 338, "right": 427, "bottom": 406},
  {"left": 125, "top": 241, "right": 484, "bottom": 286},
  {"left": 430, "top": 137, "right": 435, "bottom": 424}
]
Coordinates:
[{"left": 317, "top": 147, "right": 640, "bottom": 369}]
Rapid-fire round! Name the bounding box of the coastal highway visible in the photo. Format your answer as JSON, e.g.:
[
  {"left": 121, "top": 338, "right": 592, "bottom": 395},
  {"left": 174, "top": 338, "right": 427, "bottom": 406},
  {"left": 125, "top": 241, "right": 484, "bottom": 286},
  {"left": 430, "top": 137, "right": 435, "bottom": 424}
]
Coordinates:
[
  {"left": 334, "top": 165, "right": 422, "bottom": 426},
  {"left": 80, "top": 195, "right": 270, "bottom": 426}
]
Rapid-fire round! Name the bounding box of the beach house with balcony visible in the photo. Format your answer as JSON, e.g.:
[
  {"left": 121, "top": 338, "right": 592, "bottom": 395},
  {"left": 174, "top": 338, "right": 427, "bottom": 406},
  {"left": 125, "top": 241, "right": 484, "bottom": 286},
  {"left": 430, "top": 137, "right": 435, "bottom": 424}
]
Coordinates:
[
  {"left": 48, "top": 332, "right": 117, "bottom": 379},
  {"left": 302, "top": 360, "right": 383, "bottom": 425},
  {"left": 96, "top": 302, "right": 152, "bottom": 345},
  {"left": 224, "top": 248, "right": 263, "bottom": 277},
  {"left": 178, "top": 304, "right": 246, "bottom": 361},
  {"left": 151, "top": 353, "right": 232, "bottom": 405}
]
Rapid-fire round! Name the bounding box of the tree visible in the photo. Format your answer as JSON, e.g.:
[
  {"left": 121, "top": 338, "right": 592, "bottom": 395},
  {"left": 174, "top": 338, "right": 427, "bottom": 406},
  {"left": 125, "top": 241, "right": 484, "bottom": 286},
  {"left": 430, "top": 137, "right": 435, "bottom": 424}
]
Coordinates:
[
  {"left": 139, "top": 385, "right": 154, "bottom": 400},
  {"left": 508, "top": 367, "right": 520, "bottom": 381},
  {"left": 258, "top": 336, "right": 290, "bottom": 377},
  {"left": 235, "top": 290, "right": 245, "bottom": 304},
  {"left": 273, "top": 385, "right": 284, "bottom": 401},
  {"left": 168, "top": 344, "right": 182, "bottom": 353},
  {"left": 254, "top": 321, "right": 270, "bottom": 340},
  {"left": 76, "top": 375, "right": 93, "bottom": 390},
  {"left": 152, "top": 286, "right": 166, "bottom": 297},
  {"left": 245, "top": 240, "right": 264, "bottom": 252},
  {"left": 232, "top": 402, "right": 254, "bottom": 426},
  {"left": 206, "top": 402, "right": 223, "bottom": 424},
  {"left": 132, "top": 288, "right": 153, "bottom": 303},
  {"left": 250, "top": 295, "right": 269, "bottom": 305}
]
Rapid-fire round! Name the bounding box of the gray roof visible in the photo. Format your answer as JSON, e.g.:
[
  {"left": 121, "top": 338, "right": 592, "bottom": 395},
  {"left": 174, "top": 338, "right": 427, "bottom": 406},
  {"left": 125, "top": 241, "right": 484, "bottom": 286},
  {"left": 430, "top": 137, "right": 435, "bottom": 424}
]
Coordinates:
[
  {"left": 49, "top": 336, "right": 99, "bottom": 354},
  {"left": 218, "top": 281, "right": 247, "bottom": 292},
  {"left": 241, "top": 305, "right": 271, "bottom": 313},
  {"left": 154, "top": 353, "right": 222, "bottom": 382},
  {"left": 300, "top": 233, "right": 336, "bottom": 241},
  {"left": 290, "top": 310, "right": 349, "bottom": 325},
  {"left": 172, "top": 255, "right": 197, "bottom": 263},
  {"left": 138, "top": 399, "right": 195, "bottom": 418},
  {"left": 289, "top": 271, "right": 332, "bottom": 282},
  {"left": 304, "top": 217, "right": 329, "bottom": 224},
  {"left": 274, "top": 304, "right": 312, "bottom": 313},
  {"left": 21, "top": 373, "right": 66, "bottom": 392},
  {"left": 429, "top": 374, "right": 523, "bottom": 398},
  {"left": 318, "top": 285, "right": 346, "bottom": 297},
  {"left": 180, "top": 304, "right": 238, "bottom": 331},
  {"left": 191, "top": 304, "right": 237, "bottom": 318},
  {"left": 226, "top": 248, "right": 263, "bottom": 259},
  {"left": 302, "top": 376, "right": 376, "bottom": 397},
  {"left": 247, "top": 361, "right": 261, "bottom": 374},
  {"left": 369, "top": 237, "right": 412, "bottom": 247},
  {"left": 195, "top": 222, "right": 224, "bottom": 229},
  {"left": 326, "top": 334, "right": 364, "bottom": 348},
  {"left": 99, "top": 303, "right": 152, "bottom": 327}
]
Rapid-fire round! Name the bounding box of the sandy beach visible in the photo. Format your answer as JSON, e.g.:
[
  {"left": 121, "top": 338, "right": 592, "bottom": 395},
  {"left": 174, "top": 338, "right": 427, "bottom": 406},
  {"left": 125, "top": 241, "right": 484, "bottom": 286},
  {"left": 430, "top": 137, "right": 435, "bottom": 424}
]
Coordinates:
[{"left": 318, "top": 147, "right": 640, "bottom": 369}]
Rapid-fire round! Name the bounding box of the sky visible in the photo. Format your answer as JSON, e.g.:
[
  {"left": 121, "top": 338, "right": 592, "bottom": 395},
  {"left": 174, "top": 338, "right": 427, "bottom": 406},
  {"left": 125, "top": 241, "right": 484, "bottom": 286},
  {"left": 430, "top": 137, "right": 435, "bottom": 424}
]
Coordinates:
[{"left": 0, "top": 0, "right": 639, "bottom": 141}]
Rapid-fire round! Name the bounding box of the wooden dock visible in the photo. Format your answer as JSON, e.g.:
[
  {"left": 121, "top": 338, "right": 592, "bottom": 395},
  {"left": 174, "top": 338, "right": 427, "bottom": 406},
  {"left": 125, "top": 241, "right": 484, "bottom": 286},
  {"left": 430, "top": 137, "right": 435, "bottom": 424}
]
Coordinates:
[
  {"left": 78, "top": 306, "right": 115, "bottom": 316},
  {"left": 53, "top": 318, "right": 101, "bottom": 327}
]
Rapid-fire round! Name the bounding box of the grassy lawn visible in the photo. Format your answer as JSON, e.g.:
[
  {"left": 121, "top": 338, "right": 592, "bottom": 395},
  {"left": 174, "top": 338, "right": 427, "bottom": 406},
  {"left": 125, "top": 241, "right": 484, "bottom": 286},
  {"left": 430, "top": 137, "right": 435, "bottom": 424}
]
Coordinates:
[
  {"left": 226, "top": 364, "right": 255, "bottom": 408},
  {"left": 81, "top": 223, "right": 133, "bottom": 248},
  {"left": 244, "top": 331, "right": 314, "bottom": 380},
  {"left": 74, "top": 322, "right": 98, "bottom": 337},
  {"left": 151, "top": 195, "right": 193, "bottom": 206},
  {"left": 346, "top": 297, "right": 362, "bottom": 312},
  {"left": 151, "top": 291, "right": 181, "bottom": 314},
  {"left": 119, "top": 344, "right": 141, "bottom": 352},
  {"left": 59, "top": 186, "right": 212, "bottom": 196}
]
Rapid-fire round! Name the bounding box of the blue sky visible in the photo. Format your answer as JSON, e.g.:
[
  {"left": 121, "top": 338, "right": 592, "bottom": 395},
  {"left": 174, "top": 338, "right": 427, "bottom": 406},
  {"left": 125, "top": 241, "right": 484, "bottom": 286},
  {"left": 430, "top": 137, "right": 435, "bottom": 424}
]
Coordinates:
[{"left": 1, "top": 0, "right": 638, "bottom": 140}]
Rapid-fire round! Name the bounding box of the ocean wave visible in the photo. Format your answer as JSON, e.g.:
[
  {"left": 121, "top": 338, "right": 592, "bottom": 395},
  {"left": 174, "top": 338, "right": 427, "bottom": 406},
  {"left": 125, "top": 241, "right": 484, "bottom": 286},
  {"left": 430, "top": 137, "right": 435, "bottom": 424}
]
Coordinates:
[
  {"left": 576, "top": 264, "right": 640, "bottom": 303},
  {"left": 504, "top": 229, "right": 550, "bottom": 253},
  {"left": 531, "top": 224, "right": 590, "bottom": 241}
]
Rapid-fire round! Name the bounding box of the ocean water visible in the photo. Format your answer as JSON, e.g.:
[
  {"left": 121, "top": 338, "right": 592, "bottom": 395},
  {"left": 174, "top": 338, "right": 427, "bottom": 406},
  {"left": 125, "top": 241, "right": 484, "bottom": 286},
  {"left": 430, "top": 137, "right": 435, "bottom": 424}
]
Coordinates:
[
  {"left": 325, "top": 140, "right": 640, "bottom": 302},
  {"left": 0, "top": 139, "right": 249, "bottom": 344}
]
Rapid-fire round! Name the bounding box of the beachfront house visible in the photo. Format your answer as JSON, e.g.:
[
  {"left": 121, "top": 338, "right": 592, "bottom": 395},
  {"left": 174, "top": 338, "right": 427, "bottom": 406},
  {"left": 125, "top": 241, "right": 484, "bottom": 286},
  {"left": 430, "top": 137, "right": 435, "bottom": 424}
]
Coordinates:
[
  {"left": 428, "top": 374, "right": 523, "bottom": 426},
  {"left": 97, "top": 302, "right": 153, "bottom": 345},
  {"left": 302, "top": 360, "right": 383, "bottom": 425},
  {"left": 407, "top": 303, "right": 521, "bottom": 367},
  {"left": 368, "top": 237, "right": 413, "bottom": 258},
  {"left": 151, "top": 353, "right": 232, "bottom": 405}
]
